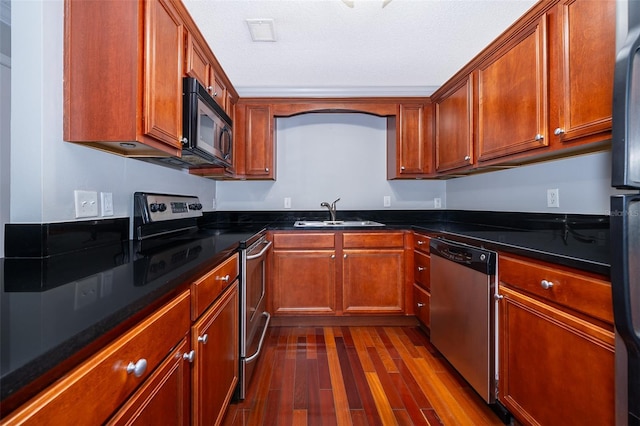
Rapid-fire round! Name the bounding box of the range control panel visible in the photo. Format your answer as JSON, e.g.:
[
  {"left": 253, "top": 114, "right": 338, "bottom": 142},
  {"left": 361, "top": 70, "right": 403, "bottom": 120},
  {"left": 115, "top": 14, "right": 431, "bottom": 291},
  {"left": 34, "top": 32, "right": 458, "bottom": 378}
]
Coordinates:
[{"left": 135, "top": 192, "right": 203, "bottom": 223}]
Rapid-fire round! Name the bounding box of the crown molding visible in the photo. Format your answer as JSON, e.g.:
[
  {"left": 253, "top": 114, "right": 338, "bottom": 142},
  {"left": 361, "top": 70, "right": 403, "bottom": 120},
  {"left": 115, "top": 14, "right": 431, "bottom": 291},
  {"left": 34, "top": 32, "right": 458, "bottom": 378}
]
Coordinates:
[{"left": 235, "top": 85, "right": 439, "bottom": 98}]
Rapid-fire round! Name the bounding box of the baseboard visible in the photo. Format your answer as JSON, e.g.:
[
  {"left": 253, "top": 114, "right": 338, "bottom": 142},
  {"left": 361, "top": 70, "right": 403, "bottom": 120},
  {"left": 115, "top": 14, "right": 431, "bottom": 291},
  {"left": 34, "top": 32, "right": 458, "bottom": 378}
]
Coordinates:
[{"left": 269, "top": 315, "right": 420, "bottom": 327}]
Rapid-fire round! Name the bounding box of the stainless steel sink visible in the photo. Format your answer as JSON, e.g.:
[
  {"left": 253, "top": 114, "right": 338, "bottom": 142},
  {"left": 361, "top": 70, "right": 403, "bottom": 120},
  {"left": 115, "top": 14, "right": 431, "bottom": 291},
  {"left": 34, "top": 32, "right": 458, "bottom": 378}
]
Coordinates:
[{"left": 293, "top": 220, "right": 385, "bottom": 227}]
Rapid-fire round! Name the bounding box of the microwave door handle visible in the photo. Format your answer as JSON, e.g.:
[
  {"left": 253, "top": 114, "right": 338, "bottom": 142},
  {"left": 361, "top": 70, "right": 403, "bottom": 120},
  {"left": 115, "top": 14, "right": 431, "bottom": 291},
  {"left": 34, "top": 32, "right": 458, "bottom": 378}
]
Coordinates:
[{"left": 220, "top": 127, "right": 232, "bottom": 160}]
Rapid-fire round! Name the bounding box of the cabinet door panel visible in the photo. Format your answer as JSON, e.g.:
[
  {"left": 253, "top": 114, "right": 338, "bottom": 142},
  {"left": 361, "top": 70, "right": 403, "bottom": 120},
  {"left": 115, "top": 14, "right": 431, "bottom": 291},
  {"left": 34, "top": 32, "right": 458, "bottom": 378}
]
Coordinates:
[
  {"left": 245, "top": 105, "right": 274, "bottom": 177},
  {"left": 343, "top": 249, "right": 404, "bottom": 314},
  {"left": 551, "top": 0, "right": 615, "bottom": 144},
  {"left": 185, "top": 32, "right": 211, "bottom": 89},
  {"left": 192, "top": 282, "right": 239, "bottom": 426},
  {"left": 499, "top": 287, "right": 614, "bottom": 426},
  {"left": 478, "top": 16, "right": 548, "bottom": 161},
  {"left": 144, "top": 0, "right": 183, "bottom": 148},
  {"left": 399, "top": 104, "right": 426, "bottom": 174},
  {"left": 272, "top": 250, "right": 336, "bottom": 314},
  {"left": 435, "top": 76, "right": 474, "bottom": 172}
]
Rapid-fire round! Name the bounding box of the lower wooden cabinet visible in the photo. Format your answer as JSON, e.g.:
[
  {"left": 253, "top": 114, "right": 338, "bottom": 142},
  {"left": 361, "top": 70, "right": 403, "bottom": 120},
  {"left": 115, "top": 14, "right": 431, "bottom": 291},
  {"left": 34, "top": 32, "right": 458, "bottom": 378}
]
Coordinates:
[
  {"left": 412, "top": 284, "right": 430, "bottom": 328},
  {"left": 191, "top": 281, "right": 239, "bottom": 426},
  {"left": 498, "top": 255, "right": 614, "bottom": 425},
  {"left": 107, "top": 337, "right": 191, "bottom": 425}
]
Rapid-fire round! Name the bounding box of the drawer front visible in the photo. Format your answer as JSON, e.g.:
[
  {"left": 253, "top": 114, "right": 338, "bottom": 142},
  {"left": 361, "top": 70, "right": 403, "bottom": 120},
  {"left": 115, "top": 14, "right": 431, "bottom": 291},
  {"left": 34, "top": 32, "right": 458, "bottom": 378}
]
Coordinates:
[
  {"left": 413, "top": 233, "right": 430, "bottom": 253},
  {"left": 414, "top": 251, "right": 430, "bottom": 290},
  {"left": 192, "top": 253, "right": 239, "bottom": 319},
  {"left": 273, "top": 232, "right": 335, "bottom": 249},
  {"left": 413, "top": 284, "right": 431, "bottom": 328},
  {"left": 499, "top": 255, "right": 612, "bottom": 324},
  {"left": 4, "top": 290, "right": 191, "bottom": 426},
  {"left": 342, "top": 232, "right": 404, "bottom": 249}
]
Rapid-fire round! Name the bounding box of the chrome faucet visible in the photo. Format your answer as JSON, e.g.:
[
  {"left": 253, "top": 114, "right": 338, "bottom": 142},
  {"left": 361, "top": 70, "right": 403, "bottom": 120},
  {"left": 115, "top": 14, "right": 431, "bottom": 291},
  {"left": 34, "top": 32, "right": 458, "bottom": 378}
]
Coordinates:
[{"left": 320, "top": 197, "right": 340, "bottom": 222}]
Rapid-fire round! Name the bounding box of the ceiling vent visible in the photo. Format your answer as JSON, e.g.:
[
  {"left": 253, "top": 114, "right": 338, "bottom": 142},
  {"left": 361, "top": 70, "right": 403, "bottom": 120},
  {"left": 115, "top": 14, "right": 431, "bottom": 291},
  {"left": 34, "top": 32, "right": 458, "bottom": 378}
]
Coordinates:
[{"left": 246, "top": 19, "right": 276, "bottom": 42}]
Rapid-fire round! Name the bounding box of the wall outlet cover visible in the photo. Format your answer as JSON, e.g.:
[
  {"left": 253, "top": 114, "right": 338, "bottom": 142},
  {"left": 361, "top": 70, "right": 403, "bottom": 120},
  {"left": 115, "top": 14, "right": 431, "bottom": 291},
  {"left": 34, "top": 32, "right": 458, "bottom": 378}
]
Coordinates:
[{"left": 100, "top": 192, "right": 114, "bottom": 216}]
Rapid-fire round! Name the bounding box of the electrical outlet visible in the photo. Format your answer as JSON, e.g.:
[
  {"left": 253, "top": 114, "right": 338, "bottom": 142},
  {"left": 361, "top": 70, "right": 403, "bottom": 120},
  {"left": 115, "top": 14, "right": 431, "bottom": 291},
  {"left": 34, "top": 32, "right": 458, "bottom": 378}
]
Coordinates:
[
  {"left": 547, "top": 188, "right": 560, "bottom": 208},
  {"left": 100, "top": 192, "right": 114, "bottom": 216},
  {"left": 284, "top": 197, "right": 292, "bottom": 209},
  {"left": 434, "top": 198, "right": 442, "bottom": 208},
  {"left": 74, "top": 190, "right": 98, "bottom": 218},
  {"left": 383, "top": 196, "right": 391, "bottom": 207}
]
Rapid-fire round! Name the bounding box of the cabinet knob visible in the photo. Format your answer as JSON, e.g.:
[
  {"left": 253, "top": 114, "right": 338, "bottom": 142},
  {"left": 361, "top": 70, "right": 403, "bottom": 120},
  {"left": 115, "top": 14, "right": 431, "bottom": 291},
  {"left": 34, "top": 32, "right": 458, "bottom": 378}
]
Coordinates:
[
  {"left": 464, "top": 155, "right": 471, "bottom": 161},
  {"left": 344, "top": 254, "right": 347, "bottom": 259},
  {"left": 417, "top": 240, "right": 425, "bottom": 245},
  {"left": 183, "top": 350, "right": 195, "bottom": 363},
  {"left": 214, "top": 92, "right": 218, "bottom": 97},
  {"left": 207, "top": 86, "right": 213, "bottom": 92},
  {"left": 331, "top": 254, "right": 335, "bottom": 259},
  {"left": 540, "top": 280, "right": 554, "bottom": 290},
  {"left": 198, "top": 334, "right": 209, "bottom": 344},
  {"left": 535, "top": 134, "right": 544, "bottom": 141},
  {"left": 417, "top": 302, "right": 425, "bottom": 308},
  {"left": 401, "top": 166, "right": 406, "bottom": 170},
  {"left": 180, "top": 137, "right": 188, "bottom": 144},
  {"left": 265, "top": 168, "right": 269, "bottom": 172},
  {"left": 216, "top": 274, "right": 230, "bottom": 282},
  {"left": 554, "top": 128, "right": 565, "bottom": 136},
  {"left": 417, "top": 266, "right": 426, "bottom": 272},
  {"left": 126, "top": 358, "right": 148, "bottom": 377},
  {"left": 494, "top": 294, "right": 504, "bottom": 301}
]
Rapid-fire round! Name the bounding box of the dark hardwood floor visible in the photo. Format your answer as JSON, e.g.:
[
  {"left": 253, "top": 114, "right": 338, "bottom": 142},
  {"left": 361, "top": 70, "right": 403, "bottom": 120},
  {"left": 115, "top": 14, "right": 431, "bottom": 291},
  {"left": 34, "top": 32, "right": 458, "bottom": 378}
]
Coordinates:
[{"left": 223, "top": 326, "right": 503, "bottom": 426}]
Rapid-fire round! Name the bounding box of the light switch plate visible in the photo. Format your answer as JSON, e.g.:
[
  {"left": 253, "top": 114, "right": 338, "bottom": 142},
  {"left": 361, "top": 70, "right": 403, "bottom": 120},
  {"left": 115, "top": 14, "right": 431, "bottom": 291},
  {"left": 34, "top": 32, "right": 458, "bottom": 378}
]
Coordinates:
[{"left": 74, "top": 190, "right": 98, "bottom": 218}]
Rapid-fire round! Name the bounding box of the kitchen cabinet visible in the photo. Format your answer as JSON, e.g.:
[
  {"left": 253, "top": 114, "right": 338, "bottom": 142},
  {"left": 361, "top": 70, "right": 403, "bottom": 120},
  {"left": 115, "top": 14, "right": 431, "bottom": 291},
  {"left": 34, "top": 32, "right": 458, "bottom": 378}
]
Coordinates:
[
  {"left": 191, "top": 281, "right": 239, "bottom": 426},
  {"left": 185, "top": 32, "right": 228, "bottom": 113},
  {"left": 342, "top": 232, "right": 406, "bottom": 314},
  {"left": 64, "top": 0, "right": 184, "bottom": 157},
  {"left": 2, "top": 290, "right": 191, "bottom": 425},
  {"left": 234, "top": 104, "right": 276, "bottom": 180},
  {"left": 477, "top": 15, "right": 548, "bottom": 162},
  {"left": 434, "top": 75, "right": 474, "bottom": 173},
  {"left": 106, "top": 337, "right": 191, "bottom": 426},
  {"left": 547, "top": 0, "right": 615, "bottom": 147},
  {"left": 412, "top": 233, "right": 431, "bottom": 328},
  {"left": 387, "top": 103, "right": 433, "bottom": 178},
  {"left": 271, "top": 232, "right": 337, "bottom": 315},
  {"left": 497, "top": 254, "right": 614, "bottom": 426}
]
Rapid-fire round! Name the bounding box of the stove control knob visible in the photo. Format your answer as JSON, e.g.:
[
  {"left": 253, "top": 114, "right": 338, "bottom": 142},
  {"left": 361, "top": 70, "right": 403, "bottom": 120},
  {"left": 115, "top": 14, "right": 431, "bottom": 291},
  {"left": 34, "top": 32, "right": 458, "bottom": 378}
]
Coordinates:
[
  {"left": 149, "top": 203, "right": 160, "bottom": 212},
  {"left": 189, "top": 203, "right": 203, "bottom": 211},
  {"left": 157, "top": 203, "right": 167, "bottom": 212}
]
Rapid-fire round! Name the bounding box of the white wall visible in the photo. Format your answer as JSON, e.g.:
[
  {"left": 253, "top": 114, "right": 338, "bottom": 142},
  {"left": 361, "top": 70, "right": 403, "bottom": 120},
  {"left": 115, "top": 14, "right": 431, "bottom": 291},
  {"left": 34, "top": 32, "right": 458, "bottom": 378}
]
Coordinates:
[
  {"left": 216, "top": 113, "right": 446, "bottom": 211},
  {"left": 446, "top": 151, "right": 621, "bottom": 215},
  {"left": 1, "top": 0, "right": 10, "bottom": 258},
  {"left": 9, "top": 0, "right": 216, "bottom": 228}
]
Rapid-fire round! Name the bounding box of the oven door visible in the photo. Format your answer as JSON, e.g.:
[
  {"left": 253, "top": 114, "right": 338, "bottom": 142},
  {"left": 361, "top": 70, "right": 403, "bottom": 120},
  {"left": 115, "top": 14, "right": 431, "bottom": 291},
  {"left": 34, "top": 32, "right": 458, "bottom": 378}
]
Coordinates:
[{"left": 239, "top": 235, "right": 272, "bottom": 399}]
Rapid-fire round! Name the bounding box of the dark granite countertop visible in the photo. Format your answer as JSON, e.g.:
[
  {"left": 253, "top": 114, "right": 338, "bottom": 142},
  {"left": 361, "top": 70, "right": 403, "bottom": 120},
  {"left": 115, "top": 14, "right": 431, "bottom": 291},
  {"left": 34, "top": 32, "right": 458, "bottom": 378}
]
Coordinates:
[{"left": 1, "top": 209, "right": 610, "bottom": 411}]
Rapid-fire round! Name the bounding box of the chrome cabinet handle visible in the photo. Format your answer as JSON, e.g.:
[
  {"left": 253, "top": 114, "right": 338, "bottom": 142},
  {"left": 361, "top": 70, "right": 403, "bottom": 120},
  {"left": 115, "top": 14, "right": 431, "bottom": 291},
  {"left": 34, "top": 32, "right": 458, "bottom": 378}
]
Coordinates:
[
  {"left": 417, "top": 266, "right": 426, "bottom": 271},
  {"left": 183, "top": 350, "right": 195, "bottom": 363},
  {"left": 464, "top": 155, "right": 471, "bottom": 161},
  {"left": 540, "top": 280, "right": 554, "bottom": 290},
  {"left": 126, "top": 359, "right": 148, "bottom": 377},
  {"left": 198, "top": 334, "right": 209, "bottom": 344},
  {"left": 535, "top": 134, "right": 544, "bottom": 141},
  {"left": 494, "top": 294, "right": 504, "bottom": 301},
  {"left": 216, "top": 274, "right": 230, "bottom": 282},
  {"left": 554, "top": 128, "right": 565, "bottom": 136},
  {"left": 417, "top": 302, "right": 425, "bottom": 308}
]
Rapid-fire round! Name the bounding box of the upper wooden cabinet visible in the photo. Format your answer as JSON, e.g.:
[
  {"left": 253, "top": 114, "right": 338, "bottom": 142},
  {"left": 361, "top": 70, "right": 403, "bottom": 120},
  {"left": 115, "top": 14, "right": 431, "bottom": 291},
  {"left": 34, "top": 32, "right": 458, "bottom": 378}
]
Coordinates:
[
  {"left": 64, "top": 0, "right": 184, "bottom": 157},
  {"left": 477, "top": 15, "right": 549, "bottom": 162},
  {"left": 233, "top": 103, "right": 276, "bottom": 180},
  {"left": 434, "top": 75, "right": 474, "bottom": 173},
  {"left": 548, "top": 0, "right": 615, "bottom": 147},
  {"left": 387, "top": 103, "right": 433, "bottom": 178}
]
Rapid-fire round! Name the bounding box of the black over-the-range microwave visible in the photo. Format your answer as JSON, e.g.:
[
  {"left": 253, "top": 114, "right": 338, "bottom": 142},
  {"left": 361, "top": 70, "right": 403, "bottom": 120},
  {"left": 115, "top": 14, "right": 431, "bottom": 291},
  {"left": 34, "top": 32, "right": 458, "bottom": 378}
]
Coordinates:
[{"left": 145, "top": 77, "right": 233, "bottom": 170}]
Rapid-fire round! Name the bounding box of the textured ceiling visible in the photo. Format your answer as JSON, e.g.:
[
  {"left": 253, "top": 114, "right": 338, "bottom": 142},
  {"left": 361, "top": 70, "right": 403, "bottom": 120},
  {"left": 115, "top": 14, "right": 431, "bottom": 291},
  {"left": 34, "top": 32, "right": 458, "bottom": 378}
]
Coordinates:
[{"left": 182, "top": 0, "right": 538, "bottom": 97}]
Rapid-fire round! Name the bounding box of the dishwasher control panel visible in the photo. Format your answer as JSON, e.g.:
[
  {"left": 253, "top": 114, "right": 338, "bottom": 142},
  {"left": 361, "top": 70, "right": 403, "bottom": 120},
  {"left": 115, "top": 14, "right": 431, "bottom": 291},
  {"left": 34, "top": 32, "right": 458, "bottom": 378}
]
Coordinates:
[{"left": 430, "top": 238, "right": 496, "bottom": 275}]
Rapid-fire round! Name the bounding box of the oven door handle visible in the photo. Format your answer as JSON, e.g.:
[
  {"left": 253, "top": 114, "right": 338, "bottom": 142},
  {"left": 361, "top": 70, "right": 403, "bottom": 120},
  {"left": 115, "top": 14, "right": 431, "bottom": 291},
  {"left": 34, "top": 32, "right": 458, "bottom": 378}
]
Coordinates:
[
  {"left": 246, "top": 240, "right": 272, "bottom": 260},
  {"left": 245, "top": 311, "right": 271, "bottom": 363}
]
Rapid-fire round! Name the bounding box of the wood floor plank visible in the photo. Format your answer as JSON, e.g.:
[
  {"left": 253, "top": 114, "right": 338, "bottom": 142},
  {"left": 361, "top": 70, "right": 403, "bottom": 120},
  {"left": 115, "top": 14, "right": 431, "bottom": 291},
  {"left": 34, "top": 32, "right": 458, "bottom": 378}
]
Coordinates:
[
  {"left": 324, "top": 327, "right": 353, "bottom": 426},
  {"left": 293, "top": 409, "right": 308, "bottom": 426},
  {"left": 365, "top": 371, "right": 398, "bottom": 426},
  {"left": 393, "top": 357, "right": 433, "bottom": 410},
  {"left": 366, "top": 346, "right": 404, "bottom": 409},
  {"left": 307, "top": 327, "right": 318, "bottom": 360},
  {"left": 307, "top": 358, "right": 323, "bottom": 426},
  {"left": 335, "top": 337, "right": 363, "bottom": 410},
  {"left": 294, "top": 337, "right": 309, "bottom": 409},
  {"left": 319, "top": 389, "right": 338, "bottom": 426},
  {"left": 369, "top": 328, "right": 399, "bottom": 373},
  {"left": 345, "top": 341, "right": 383, "bottom": 426},
  {"left": 388, "top": 371, "right": 431, "bottom": 425},
  {"left": 350, "top": 327, "right": 376, "bottom": 373}
]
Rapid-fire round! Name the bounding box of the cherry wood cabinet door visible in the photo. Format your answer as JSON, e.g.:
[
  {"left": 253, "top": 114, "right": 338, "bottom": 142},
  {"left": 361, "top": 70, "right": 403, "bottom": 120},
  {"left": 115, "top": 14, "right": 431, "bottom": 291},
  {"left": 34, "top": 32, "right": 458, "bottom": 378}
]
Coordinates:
[
  {"left": 342, "top": 249, "right": 404, "bottom": 314},
  {"left": 244, "top": 105, "right": 275, "bottom": 179},
  {"left": 272, "top": 250, "right": 337, "bottom": 315},
  {"left": 191, "top": 282, "right": 239, "bottom": 426},
  {"left": 477, "top": 15, "right": 548, "bottom": 162},
  {"left": 499, "top": 286, "right": 614, "bottom": 426},
  {"left": 107, "top": 338, "right": 191, "bottom": 426},
  {"left": 435, "top": 75, "right": 474, "bottom": 172},
  {"left": 549, "top": 0, "right": 615, "bottom": 146},
  {"left": 185, "top": 31, "right": 211, "bottom": 90},
  {"left": 393, "top": 103, "right": 431, "bottom": 177},
  {"left": 144, "top": 0, "right": 184, "bottom": 148}
]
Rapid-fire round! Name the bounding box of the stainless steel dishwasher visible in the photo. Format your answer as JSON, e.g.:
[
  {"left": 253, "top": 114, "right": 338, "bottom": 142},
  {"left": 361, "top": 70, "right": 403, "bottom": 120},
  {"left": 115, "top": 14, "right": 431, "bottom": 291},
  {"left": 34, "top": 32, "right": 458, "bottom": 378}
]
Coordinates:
[{"left": 430, "top": 238, "right": 497, "bottom": 404}]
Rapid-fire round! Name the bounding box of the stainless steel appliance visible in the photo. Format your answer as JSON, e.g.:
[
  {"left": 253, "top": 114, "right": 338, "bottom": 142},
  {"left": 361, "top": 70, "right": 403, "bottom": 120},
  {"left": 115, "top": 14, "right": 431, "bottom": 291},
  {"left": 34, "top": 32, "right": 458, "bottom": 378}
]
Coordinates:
[
  {"left": 238, "top": 233, "right": 272, "bottom": 400},
  {"left": 612, "top": 1, "right": 640, "bottom": 423},
  {"left": 429, "top": 238, "right": 497, "bottom": 404}
]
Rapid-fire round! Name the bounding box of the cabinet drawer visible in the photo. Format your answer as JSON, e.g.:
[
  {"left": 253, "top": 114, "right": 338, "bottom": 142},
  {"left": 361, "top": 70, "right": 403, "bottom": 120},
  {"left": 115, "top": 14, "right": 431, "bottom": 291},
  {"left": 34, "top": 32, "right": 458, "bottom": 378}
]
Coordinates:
[
  {"left": 413, "top": 233, "right": 430, "bottom": 253},
  {"left": 4, "top": 290, "right": 191, "bottom": 426},
  {"left": 413, "top": 284, "right": 430, "bottom": 328},
  {"left": 499, "top": 255, "right": 612, "bottom": 324},
  {"left": 191, "top": 253, "right": 239, "bottom": 320},
  {"left": 414, "top": 251, "right": 430, "bottom": 290},
  {"left": 273, "top": 232, "right": 335, "bottom": 249},
  {"left": 342, "top": 232, "right": 404, "bottom": 249}
]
